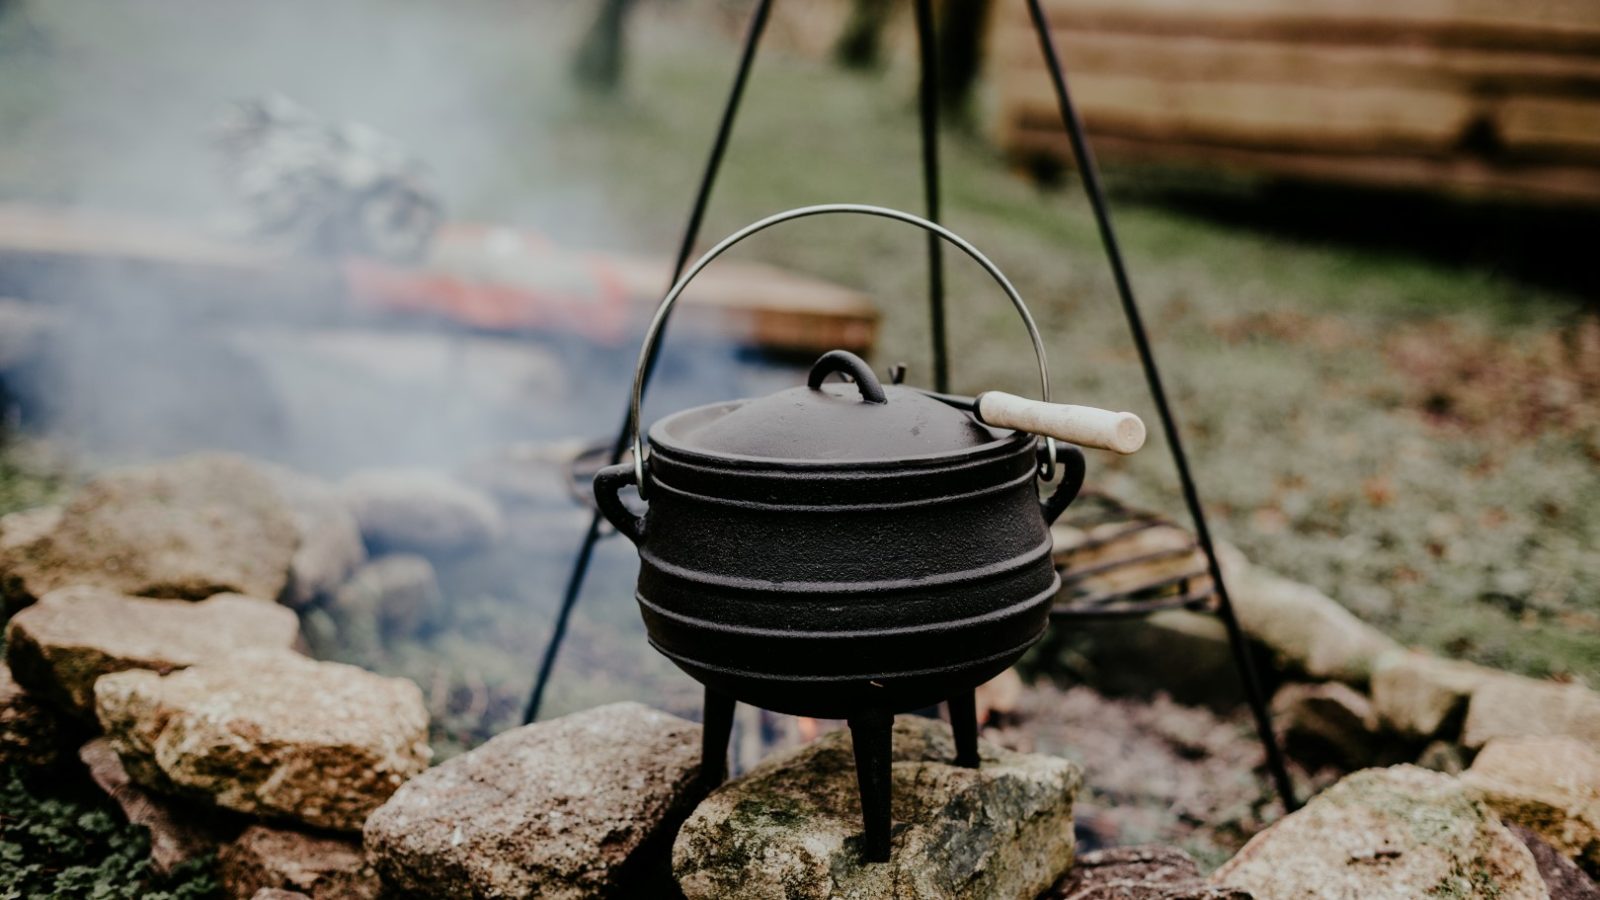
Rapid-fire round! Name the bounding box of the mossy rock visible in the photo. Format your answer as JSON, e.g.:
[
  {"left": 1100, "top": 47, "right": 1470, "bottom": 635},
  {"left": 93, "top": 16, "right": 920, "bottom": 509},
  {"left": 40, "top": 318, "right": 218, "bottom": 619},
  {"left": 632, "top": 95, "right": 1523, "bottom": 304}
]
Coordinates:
[{"left": 674, "top": 716, "right": 1081, "bottom": 900}]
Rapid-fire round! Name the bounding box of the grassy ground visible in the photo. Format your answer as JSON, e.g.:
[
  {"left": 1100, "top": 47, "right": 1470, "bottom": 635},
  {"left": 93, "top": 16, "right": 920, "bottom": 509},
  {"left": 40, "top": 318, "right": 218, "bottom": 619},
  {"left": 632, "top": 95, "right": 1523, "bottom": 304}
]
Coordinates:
[
  {"left": 0, "top": 766, "right": 219, "bottom": 899},
  {"left": 0, "top": 0, "right": 1596, "bottom": 691},
  {"left": 510, "top": 13, "right": 1600, "bottom": 685}
]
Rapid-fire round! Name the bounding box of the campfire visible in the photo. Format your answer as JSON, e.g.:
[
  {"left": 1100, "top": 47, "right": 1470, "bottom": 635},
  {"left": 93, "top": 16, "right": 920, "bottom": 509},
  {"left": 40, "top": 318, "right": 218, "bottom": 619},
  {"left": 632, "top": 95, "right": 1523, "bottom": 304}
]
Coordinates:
[{"left": 1, "top": 2, "right": 1597, "bottom": 899}]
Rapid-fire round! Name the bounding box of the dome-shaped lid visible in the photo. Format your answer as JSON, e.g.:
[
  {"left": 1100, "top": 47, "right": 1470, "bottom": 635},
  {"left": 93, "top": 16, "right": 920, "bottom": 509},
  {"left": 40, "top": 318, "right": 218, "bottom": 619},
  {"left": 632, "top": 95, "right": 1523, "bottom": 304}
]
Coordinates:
[{"left": 657, "top": 350, "right": 1006, "bottom": 462}]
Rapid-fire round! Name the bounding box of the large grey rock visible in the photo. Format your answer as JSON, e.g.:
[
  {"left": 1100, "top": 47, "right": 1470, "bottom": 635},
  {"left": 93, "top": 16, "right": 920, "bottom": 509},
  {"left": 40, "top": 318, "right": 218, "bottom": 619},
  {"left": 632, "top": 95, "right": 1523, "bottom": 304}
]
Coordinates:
[
  {"left": 1211, "top": 765, "right": 1545, "bottom": 900},
  {"left": 0, "top": 665, "right": 59, "bottom": 767},
  {"left": 80, "top": 738, "right": 241, "bottom": 874},
  {"left": 6, "top": 587, "right": 299, "bottom": 719},
  {"left": 0, "top": 453, "right": 300, "bottom": 611},
  {"left": 96, "top": 650, "right": 430, "bottom": 831},
  {"left": 331, "top": 554, "right": 441, "bottom": 639},
  {"left": 364, "top": 701, "right": 702, "bottom": 900},
  {"left": 1226, "top": 563, "right": 1401, "bottom": 687},
  {"left": 674, "top": 715, "right": 1081, "bottom": 900},
  {"left": 1044, "top": 846, "right": 1252, "bottom": 899},
  {"left": 220, "top": 824, "right": 381, "bottom": 900},
  {"left": 340, "top": 468, "right": 504, "bottom": 557},
  {"left": 1463, "top": 736, "right": 1600, "bottom": 874},
  {"left": 1270, "top": 681, "right": 1382, "bottom": 772},
  {"left": 264, "top": 466, "right": 367, "bottom": 609},
  {"left": 1462, "top": 675, "right": 1600, "bottom": 750},
  {"left": 1371, "top": 651, "right": 1496, "bottom": 741}
]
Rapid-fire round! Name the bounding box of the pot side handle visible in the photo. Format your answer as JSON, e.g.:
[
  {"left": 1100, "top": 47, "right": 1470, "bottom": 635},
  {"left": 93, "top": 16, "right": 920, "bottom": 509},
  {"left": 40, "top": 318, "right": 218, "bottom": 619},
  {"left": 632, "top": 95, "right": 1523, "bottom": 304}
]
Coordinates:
[
  {"left": 1040, "top": 443, "right": 1086, "bottom": 526},
  {"left": 593, "top": 463, "right": 646, "bottom": 545}
]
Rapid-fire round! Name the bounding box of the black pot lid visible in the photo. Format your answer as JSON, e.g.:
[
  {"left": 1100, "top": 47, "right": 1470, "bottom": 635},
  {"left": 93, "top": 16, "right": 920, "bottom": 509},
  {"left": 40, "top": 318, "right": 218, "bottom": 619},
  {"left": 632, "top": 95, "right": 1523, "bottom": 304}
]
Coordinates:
[{"left": 661, "top": 350, "right": 1006, "bottom": 462}]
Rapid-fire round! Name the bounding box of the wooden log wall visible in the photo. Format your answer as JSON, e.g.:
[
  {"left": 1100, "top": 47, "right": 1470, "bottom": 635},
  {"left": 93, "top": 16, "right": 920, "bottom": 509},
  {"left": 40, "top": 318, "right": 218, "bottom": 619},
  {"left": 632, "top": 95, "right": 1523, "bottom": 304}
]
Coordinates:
[{"left": 989, "top": 0, "right": 1600, "bottom": 204}]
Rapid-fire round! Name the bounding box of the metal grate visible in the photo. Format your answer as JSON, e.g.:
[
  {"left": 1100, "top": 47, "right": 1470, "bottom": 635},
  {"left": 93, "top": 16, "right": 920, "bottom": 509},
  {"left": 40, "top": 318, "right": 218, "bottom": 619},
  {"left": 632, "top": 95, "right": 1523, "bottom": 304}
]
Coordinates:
[{"left": 1050, "top": 490, "right": 1216, "bottom": 620}]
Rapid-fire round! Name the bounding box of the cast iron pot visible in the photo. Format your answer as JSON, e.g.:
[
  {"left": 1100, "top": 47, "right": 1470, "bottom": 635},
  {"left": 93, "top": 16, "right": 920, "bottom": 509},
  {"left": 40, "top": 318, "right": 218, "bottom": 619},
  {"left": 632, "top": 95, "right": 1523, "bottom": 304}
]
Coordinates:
[
  {"left": 595, "top": 348, "right": 1083, "bottom": 719},
  {"left": 594, "top": 204, "right": 1125, "bottom": 862}
]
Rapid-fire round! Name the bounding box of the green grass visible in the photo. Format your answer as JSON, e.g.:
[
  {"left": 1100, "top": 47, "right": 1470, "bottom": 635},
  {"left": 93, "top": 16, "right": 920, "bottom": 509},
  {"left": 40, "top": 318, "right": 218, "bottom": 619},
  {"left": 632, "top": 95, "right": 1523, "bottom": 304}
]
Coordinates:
[
  {"left": 0, "top": 766, "right": 220, "bottom": 900},
  {"left": 0, "top": 0, "right": 1596, "bottom": 685}
]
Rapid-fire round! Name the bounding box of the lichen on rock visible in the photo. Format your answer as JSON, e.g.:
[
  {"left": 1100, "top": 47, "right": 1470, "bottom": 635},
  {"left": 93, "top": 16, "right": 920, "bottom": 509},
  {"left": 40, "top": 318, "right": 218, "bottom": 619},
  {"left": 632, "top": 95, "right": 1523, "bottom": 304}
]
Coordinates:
[
  {"left": 1211, "top": 765, "right": 1545, "bottom": 900},
  {"left": 673, "top": 715, "right": 1081, "bottom": 900},
  {"left": 6, "top": 587, "right": 298, "bottom": 719},
  {"left": 364, "top": 701, "right": 702, "bottom": 899},
  {"left": 0, "top": 453, "right": 300, "bottom": 611},
  {"left": 1463, "top": 736, "right": 1600, "bottom": 876},
  {"left": 95, "top": 650, "right": 430, "bottom": 831}
]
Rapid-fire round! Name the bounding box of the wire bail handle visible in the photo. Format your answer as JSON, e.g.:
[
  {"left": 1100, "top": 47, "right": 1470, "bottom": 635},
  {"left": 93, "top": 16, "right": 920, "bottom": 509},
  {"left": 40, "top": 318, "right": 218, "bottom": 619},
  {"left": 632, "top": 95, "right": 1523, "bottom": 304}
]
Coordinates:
[{"left": 627, "top": 203, "right": 1058, "bottom": 497}]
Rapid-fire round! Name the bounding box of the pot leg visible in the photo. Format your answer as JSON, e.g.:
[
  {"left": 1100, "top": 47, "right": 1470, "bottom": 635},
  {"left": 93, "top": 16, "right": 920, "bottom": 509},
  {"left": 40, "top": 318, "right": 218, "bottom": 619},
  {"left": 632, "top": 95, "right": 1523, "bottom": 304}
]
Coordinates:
[
  {"left": 948, "top": 690, "right": 981, "bottom": 769},
  {"left": 847, "top": 707, "right": 894, "bottom": 863},
  {"left": 701, "top": 687, "right": 735, "bottom": 785}
]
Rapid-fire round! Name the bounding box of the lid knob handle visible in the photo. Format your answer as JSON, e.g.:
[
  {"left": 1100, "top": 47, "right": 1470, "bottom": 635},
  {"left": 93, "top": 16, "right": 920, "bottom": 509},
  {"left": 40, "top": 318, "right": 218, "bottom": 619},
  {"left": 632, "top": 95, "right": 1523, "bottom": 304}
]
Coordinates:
[{"left": 807, "top": 350, "right": 887, "bottom": 404}]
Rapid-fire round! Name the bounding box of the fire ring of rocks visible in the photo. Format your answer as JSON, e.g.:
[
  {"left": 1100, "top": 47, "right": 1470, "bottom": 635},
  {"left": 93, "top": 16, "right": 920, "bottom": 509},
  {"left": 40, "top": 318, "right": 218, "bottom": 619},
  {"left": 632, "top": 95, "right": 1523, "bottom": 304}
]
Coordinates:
[{"left": 1, "top": 452, "right": 1597, "bottom": 899}]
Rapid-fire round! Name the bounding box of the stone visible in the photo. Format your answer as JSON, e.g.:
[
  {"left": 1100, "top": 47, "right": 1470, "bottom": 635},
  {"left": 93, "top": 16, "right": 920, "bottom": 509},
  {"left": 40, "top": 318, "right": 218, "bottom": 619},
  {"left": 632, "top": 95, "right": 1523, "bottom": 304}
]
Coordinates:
[
  {"left": 220, "top": 824, "right": 381, "bottom": 900},
  {"left": 265, "top": 466, "right": 367, "bottom": 609},
  {"left": 1271, "top": 681, "right": 1381, "bottom": 772},
  {"left": 364, "top": 701, "right": 702, "bottom": 900},
  {"left": 0, "top": 453, "right": 300, "bottom": 612},
  {"left": 1462, "top": 675, "right": 1600, "bottom": 750},
  {"left": 80, "top": 738, "right": 241, "bottom": 874},
  {"left": 1463, "top": 736, "right": 1600, "bottom": 874},
  {"left": 1371, "top": 651, "right": 1496, "bottom": 741},
  {"left": 251, "top": 891, "right": 311, "bottom": 900},
  {"left": 1044, "top": 845, "right": 1253, "bottom": 899},
  {"left": 341, "top": 468, "right": 504, "bottom": 557},
  {"left": 1211, "top": 765, "right": 1545, "bottom": 900},
  {"left": 0, "top": 665, "right": 59, "bottom": 767},
  {"left": 1508, "top": 824, "right": 1600, "bottom": 899},
  {"left": 6, "top": 587, "right": 299, "bottom": 719},
  {"left": 673, "top": 715, "right": 1081, "bottom": 900},
  {"left": 1226, "top": 564, "right": 1401, "bottom": 687},
  {"left": 96, "top": 650, "right": 430, "bottom": 831},
  {"left": 1417, "top": 740, "right": 1468, "bottom": 776},
  {"left": 0, "top": 505, "right": 61, "bottom": 553},
  {"left": 331, "top": 554, "right": 442, "bottom": 639}
]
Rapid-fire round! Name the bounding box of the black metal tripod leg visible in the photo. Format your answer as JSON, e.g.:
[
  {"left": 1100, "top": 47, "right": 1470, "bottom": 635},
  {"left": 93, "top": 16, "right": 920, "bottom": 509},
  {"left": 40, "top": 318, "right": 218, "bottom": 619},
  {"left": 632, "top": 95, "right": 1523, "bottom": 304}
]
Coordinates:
[
  {"left": 848, "top": 708, "right": 894, "bottom": 863},
  {"left": 700, "top": 687, "right": 736, "bottom": 785},
  {"left": 519, "top": 0, "right": 773, "bottom": 727},
  {"left": 1022, "top": 0, "right": 1298, "bottom": 812},
  {"left": 948, "top": 690, "right": 981, "bottom": 769},
  {"left": 913, "top": 0, "right": 949, "bottom": 393}
]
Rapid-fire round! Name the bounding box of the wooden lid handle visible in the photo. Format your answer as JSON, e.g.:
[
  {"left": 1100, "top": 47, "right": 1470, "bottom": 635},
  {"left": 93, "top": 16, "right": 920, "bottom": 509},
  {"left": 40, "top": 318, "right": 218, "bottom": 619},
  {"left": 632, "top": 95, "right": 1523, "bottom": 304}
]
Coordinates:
[{"left": 976, "top": 391, "right": 1146, "bottom": 455}]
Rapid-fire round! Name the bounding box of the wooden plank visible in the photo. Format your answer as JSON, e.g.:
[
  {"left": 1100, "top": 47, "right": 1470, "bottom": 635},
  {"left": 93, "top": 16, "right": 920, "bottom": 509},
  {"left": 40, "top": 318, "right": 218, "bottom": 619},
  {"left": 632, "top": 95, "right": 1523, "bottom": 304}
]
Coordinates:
[
  {"left": 996, "top": 73, "right": 1477, "bottom": 154},
  {"left": 999, "top": 0, "right": 1600, "bottom": 53},
  {"left": 991, "top": 27, "right": 1600, "bottom": 97},
  {"left": 598, "top": 254, "right": 880, "bottom": 356},
  {"left": 1002, "top": 127, "right": 1600, "bottom": 205},
  {"left": 1497, "top": 96, "right": 1600, "bottom": 160},
  {"left": 0, "top": 206, "right": 880, "bottom": 356}
]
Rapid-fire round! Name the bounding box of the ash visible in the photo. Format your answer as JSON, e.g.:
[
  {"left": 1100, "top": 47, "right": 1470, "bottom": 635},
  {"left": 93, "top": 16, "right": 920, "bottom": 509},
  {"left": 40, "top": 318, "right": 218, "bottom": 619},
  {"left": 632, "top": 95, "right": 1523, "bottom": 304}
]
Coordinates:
[{"left": 988, "top": 682, "right": 1326, "bottom": 870}]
